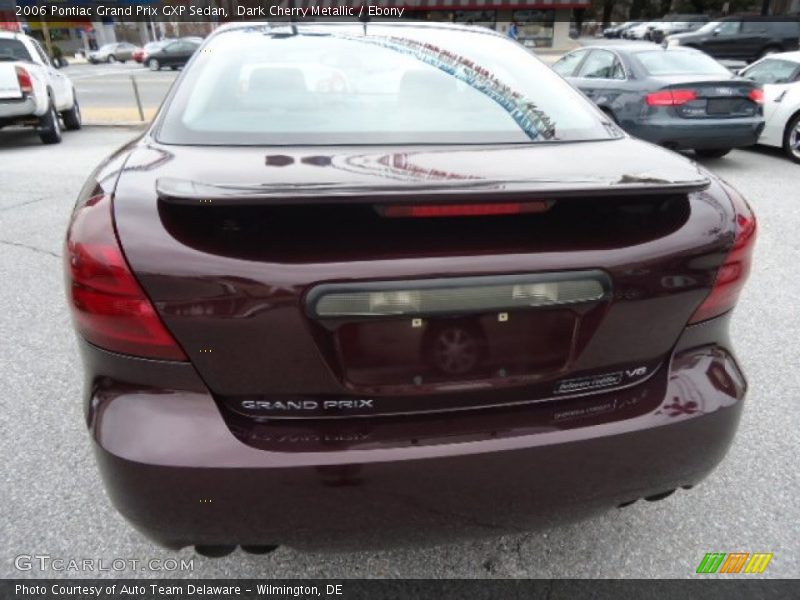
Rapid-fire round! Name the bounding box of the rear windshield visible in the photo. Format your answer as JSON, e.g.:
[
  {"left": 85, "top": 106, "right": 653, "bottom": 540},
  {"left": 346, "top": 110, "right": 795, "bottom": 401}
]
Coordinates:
[
  {"left": 157, "top": 24, "right": 616, "bottom": 145},
  {"left": 0, "top": 39, "right": 32, "bottom": 62},
  {"left": 635, "top": 50, "right": 731, "bottom": 76}
]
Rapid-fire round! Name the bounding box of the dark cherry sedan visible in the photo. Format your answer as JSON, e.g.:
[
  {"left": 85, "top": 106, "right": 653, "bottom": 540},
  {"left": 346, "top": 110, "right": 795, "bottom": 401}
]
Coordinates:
[{"left": 65, "top": 22, "right": 756, "bottom": 555}]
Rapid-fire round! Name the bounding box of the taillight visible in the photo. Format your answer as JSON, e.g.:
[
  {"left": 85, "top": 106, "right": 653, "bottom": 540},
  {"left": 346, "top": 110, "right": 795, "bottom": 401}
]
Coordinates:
[
  {"left": 748, "top": 88, "right": 764, "bottom": 104},
  {"left": 379, "top": 201, "right": 551, "bottom": 218},
  {"left": 688, "top": 183, "right": 756, "bottom": 324},
  {"left": 645, "top": 89, "right": 697, "bottom": 106},
  {"left": 15, "top": 66, "right": 33, "bottom": 94},
  {"left": 65, "top": 193, "right": 187, "bottom": 360}
]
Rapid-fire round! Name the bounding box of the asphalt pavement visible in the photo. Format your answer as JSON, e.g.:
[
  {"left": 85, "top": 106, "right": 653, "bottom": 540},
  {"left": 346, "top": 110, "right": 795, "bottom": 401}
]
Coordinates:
[
  {"left": 64, "top": 62, "right": 179, "bottom": 123},
  {"left": 0, "top": 126, "right": 798, "bottom": 579}
]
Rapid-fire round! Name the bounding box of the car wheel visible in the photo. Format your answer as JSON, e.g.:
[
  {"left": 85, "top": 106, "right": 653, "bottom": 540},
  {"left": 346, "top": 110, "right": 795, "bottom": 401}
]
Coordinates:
[
  {"left": 695, "top": 148, "right": 731, "bottom": 159},
  {"left": 783, "top": 112, "right": 800, "bottom": 164},
  {"left": 108, "top": 55, "right": 117, "bottom": 63},
  {"left": 170, "top": 65, "right": 178, "bottom": 71},
  {"left": 194, "top": 546, "right": 236, "bottom": 558},
  {"left": 39, "top": 99, "right": 62, "bottom": 145},
  {"left": 61, "top": 96, "right": 82, "bottom": 131},
  {"left": 240, "top": 545, "right": 278, "bottom": 555},
  {"left": 148, "top": 58, "right": 160, "bottom": 71}
]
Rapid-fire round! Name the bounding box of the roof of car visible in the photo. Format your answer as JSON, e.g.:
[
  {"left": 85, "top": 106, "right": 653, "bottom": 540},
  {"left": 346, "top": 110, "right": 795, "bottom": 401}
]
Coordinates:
[
  {"left": 764, "top": 50, "right": 800, "bottom": 63},
  {"left": 579, "top": 43, "right": 702, "bottom": 55},
  {"left": 211, "top": 20, "right": 506, "bottom": 40}
]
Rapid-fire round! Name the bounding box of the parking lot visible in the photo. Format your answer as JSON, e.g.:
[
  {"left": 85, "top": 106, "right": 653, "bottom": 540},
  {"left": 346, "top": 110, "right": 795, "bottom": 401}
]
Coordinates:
[
  {"left": 2, "top": 30, "right": 800, "bottom": 579},
  {"left": 0, "top": 119, "right": 798, "bottom": 578},
  {"left": 65, "top": 62, "right": 178, "bottom": 123}
]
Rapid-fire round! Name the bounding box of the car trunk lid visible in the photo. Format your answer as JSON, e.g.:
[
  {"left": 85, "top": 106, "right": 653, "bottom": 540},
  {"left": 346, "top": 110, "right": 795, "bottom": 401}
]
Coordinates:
[
  {"left": 113, "top": 138, "right": 733, "bottom": 419},
  {"left": 653, "top": 77, "right": 761, "bottom": 118}
]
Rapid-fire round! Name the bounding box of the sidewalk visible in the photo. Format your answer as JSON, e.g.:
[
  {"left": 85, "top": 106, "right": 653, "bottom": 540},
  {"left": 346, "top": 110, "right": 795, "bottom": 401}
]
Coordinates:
[
  {"left": 81, "top": 106, "right": 154, "bottom": 126},
  {"left": 531, "top": 41, "right": 575, "bottom": 64}
]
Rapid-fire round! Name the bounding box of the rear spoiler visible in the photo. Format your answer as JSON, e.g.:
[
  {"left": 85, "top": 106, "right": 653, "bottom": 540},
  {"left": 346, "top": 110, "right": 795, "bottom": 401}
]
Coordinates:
[{"left": 156, "top": 174, "right": 710, "bottom": 207}]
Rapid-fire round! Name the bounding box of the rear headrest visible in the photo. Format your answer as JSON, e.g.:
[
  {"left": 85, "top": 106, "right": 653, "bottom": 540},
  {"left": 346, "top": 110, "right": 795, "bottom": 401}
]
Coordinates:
[
  {"left": 399, "top": 70, "right": 458, "bottom": 104},
  {"left": 248, "top": 67, "right": 308, "bottom": 94}
]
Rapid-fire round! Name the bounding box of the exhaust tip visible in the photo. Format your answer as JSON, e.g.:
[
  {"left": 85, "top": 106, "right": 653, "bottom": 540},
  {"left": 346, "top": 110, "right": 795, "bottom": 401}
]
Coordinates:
[
  {"left": 194, "top": 545, "right": 236, "bottom": 558},
  {"left": 644, "top": 489, "right": 676, "bottom": 502},
  {"left": 241, "top": 545, "right": 279, "bottom": 555},
  {"left": 620, "top": 485, "right": 692, "bottom": 508}
]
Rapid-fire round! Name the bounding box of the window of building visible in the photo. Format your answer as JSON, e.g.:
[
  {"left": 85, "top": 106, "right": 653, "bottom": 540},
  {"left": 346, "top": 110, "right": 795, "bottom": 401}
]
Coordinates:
[{"left": 512, "top": 10, "right": 556, "bottom": 48}]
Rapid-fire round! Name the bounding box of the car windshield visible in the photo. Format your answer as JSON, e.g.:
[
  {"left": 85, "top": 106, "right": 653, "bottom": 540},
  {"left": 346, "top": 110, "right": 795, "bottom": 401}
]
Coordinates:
[
  {"left": 635, "top": 50, "right": 731, "bottom": 76},
  {"left": 157, "top": 24, "right": 616, "bottom": 146},
  {"left": 99, "top": 44, "right": 116, "bottom": 52},
  {"left": 743, "top": 58, "right": 800, "bottom": 84},
  {"left": 0, "top": 39, "right": 32, "bottom": 62}
]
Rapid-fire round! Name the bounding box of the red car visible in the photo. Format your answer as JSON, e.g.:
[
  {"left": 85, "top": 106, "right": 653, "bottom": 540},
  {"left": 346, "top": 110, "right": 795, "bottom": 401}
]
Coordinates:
[{"left": 65, "top": 22, "right": 755, "bottom": 556}]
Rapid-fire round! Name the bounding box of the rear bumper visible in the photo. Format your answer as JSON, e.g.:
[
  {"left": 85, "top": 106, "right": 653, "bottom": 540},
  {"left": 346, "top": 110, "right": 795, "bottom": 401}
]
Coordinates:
[
  {"left": 0, "top": 97, "right": 37, "bottom": 120},
  {"left": 86, "top": 317, "right": 746, "bottom": 550},
  {"left": 626, "top": 117, "right": 764, "bottom": 150}
]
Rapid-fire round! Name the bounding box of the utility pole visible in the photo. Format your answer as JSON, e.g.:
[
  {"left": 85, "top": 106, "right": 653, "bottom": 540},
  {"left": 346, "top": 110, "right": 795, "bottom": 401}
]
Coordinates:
[{"left": 40, "top": 18, "right": 53, "bottom": 57}]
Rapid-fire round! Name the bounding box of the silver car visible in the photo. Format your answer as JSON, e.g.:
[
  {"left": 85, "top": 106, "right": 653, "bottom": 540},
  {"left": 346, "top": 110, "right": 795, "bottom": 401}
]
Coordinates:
[{"left": 88, "top": 42, "right": 138, "bottom": 64}]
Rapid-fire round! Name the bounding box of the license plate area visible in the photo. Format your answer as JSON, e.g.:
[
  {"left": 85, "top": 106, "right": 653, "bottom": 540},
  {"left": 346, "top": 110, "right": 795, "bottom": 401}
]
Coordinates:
[
  {"left": 705, "top": 98, "right": 751, "bottom": 116},
  {"left": 306, "top": 271, "right": 611, "bottom": 389},
  {"left": 336, "top": 310, "right": 578, "bottom": 387}
]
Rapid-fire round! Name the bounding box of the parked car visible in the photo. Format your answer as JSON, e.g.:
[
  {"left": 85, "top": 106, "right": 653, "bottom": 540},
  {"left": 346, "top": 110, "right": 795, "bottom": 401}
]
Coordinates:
[
  {"left": 602, "top": 22, "right": 636, "bottom": 39},
  {"left": 623, "top": 21, "right": 663, "bottom": 40},
  {"left": 643, "top": 21, "right": 666, "bottom": 41},
  {"left": 552, "top": 43, "right": 765, "bottom": 157},
  {"left": 650, "top": 17, "right": 710, "bottom": 44},
  {"left": 145, "top": 38, "right": 200, "bottom": 71},
  {"left": 87, "top": 42, "right": 138, "bottom": 64},
  {"left": 624, "top": 22, "right": 656, "bottom": 40},
  {"left": 739, "top": 50, "right": 800, "bottom": 162},
  {"left": 133, "top": 41, "right": 168, "bottom": 64},
  {"left": 0, "top": 31, "right": 80, "bottom": 144},
  {"left": 666, "top": 17, "right": 800, "bottom": 63},
  {"left": 66, "top": 22, "right": 756, "bottom": 554}
]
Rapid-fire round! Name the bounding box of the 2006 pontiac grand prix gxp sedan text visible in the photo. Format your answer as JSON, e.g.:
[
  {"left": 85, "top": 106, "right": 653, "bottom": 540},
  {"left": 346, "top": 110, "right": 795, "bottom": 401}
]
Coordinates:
[{"left": 65, "top": 22, "right": 756, "bottom": 555}]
